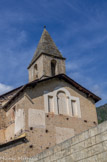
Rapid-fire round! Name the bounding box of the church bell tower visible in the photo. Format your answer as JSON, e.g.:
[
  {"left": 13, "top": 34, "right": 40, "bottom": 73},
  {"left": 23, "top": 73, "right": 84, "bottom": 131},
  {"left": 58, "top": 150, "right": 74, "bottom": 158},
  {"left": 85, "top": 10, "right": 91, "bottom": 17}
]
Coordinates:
[{"left": 28, "top": 28, "right": 66, "bottom": 82}]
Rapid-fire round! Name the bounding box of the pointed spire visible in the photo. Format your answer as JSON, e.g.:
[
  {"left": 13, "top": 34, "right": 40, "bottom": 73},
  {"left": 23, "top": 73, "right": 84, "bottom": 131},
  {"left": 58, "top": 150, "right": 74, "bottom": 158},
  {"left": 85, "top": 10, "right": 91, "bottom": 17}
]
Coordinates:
[{"left": 28, "top": 28, "right": 63, "bottom": 68}]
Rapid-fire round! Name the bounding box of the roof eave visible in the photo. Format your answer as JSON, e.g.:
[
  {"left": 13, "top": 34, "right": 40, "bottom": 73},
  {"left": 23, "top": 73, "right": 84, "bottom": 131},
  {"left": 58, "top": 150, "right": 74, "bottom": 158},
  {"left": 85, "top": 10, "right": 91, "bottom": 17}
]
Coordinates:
[
  {"left": 3, "top": 74, "right": 101, "bottom": 110},
  {"left": 60, "top": 74, "right": 101, "bottom": 103},
  {"left": 0, "top": 86, "right": 23, "bottom": 99}
]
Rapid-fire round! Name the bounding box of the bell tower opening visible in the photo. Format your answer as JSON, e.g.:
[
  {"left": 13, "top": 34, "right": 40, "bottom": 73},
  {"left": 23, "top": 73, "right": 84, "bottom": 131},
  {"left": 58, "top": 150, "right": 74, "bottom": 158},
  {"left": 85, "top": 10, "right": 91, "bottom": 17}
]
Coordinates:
[
  {"left": 51, "top": 60, "right": 56, "bottom": 76},
  {"left": 28, "top": 28, "right": 66, "bottom": 82},
  {"left": 34, "top": 64, "right": 38, "bottom": 79}
]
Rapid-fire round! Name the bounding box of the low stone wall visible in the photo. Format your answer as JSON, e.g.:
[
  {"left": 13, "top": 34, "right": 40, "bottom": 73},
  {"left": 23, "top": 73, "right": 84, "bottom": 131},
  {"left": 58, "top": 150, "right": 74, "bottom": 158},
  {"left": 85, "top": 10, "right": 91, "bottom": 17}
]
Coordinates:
[{"left": 24, "top": 121, "right": 107, "bottom": 162}]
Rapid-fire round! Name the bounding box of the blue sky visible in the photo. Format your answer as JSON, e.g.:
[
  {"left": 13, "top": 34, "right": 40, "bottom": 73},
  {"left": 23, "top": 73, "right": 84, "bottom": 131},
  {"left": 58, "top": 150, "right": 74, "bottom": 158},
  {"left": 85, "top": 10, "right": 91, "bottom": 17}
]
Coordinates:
[{"left": 0, "top": 0, "right": 107, "bottom": 106}]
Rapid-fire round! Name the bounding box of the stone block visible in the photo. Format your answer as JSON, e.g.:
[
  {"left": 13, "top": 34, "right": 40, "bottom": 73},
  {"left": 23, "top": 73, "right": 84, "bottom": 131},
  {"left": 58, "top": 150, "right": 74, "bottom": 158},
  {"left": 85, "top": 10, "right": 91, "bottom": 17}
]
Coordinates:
[
  {"left": 53, "top": 144, "right": 62, "bottom": 153},
  {"left": 28, "top": 109, "right": 45, "bottom": 128},
  {"left": 61, "top": 139, "right": 71, "bottom": 150},
  {"left": 102, "top": 140, "right": 107, "bottom": 151},
  {"left": 91, "top": 143, "right": 103, "bottom": 156},
  {"left": 98, "top": 121, "right": 107, "bottom": 133},
  {"left": 70, "top": 141, "right": 85, "bottom": 153},
  {"left": 95, "top": 134, "right": 102, "bottom": 143},
  {"left": 78, "top": 132, "right": 85, "bottom": 142},
  {"left": 54, "top": 150, "right": 65, "bottom": 160},
  {"left": 65, "top": 155, "right": 75, "bottom": 162},
  {"left": 84, "top": 130, "right": 90, "bottom": 140},
  {"left": 90, "top": 136, "right": 96, "bottom": 145},
  {"left": 89, "top": 126, "right": 98, "bottom": 137},
  {"left": 101, "top": 131, "right": 107, "bottom": 141},
  {"left": 71, "top": 136, "right": 79, "bottom": 145},
  {"left": 84, "top": 138, "right": 92, "bottom": 148}
]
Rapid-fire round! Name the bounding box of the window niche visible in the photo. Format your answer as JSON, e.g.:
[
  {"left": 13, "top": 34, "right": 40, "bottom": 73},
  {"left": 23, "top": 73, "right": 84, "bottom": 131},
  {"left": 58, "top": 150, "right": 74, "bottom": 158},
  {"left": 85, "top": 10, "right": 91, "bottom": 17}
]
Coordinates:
[
  {"left": 44, "top": 87, "right": 81, "bottom": 118},
  {"left": 12, "top": 106, "right": 16, "bottom": 121},
  {"left": 48, "top": 96, "right": 54, "bottom": 113},
  {"left": 57, "top": 91, "right": 68, "bottom": 115},
  {"left": 51, "top": 60, "right": 56, "bottom": 76},
  {"left": 71, "top": 100, "right": 77, "bottom": 117}
]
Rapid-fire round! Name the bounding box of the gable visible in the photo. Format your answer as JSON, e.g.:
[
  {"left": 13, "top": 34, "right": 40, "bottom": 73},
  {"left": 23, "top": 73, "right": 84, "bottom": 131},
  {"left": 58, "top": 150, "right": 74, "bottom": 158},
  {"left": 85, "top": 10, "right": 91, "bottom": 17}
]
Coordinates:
[{"left": 2, "top": 74, "right": 101, "bottom": 111}]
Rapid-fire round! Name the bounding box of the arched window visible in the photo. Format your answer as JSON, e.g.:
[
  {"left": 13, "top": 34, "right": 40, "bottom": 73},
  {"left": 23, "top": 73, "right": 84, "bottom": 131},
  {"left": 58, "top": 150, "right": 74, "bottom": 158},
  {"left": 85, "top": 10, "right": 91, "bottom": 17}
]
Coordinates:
[
  {"left": 57, "top": 91, "right": 67, "bottom": 115},
  {"left": 34, "top": 64, "right": 38, "bottom": 78},
  {"left": 34, "top": 64, "right": 37, "bottom": 70},
  {"left": 51, "top": 60, "right": 56, "bottom": 76},
  {"left": 44, "top": 87, "right": 81, "bottom": 118}
]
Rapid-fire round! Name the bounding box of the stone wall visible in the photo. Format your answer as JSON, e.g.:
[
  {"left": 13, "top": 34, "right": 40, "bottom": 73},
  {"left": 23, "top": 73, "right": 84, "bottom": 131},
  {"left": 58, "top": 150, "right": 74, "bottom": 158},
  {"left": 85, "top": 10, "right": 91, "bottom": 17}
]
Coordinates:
[
  {"left": 26, "top": 121, "right": 107, "bottom": 162},
  {"left": 42, "top": 55, "right": 65, "bottom": 78},
  {"left": 28, "top": 54, "right": 66, "bottom": 82}
]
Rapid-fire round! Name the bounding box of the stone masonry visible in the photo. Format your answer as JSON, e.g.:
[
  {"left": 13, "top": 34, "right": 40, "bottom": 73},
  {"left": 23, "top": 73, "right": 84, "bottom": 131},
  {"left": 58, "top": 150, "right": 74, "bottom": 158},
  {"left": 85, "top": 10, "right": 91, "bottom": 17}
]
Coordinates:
[{"left": 24, "top": 120, "right": 107, "bottom": 162}]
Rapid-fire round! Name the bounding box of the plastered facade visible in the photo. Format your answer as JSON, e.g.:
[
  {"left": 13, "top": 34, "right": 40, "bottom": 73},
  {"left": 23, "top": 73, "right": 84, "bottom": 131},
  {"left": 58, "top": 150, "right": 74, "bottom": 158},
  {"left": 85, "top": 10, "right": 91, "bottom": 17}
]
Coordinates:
[
  {"left": 15, "top": 109, "right": 25, "bottom": 134},
  {"left": 0, "top": 78, "right": 98, "bottom": 161}
]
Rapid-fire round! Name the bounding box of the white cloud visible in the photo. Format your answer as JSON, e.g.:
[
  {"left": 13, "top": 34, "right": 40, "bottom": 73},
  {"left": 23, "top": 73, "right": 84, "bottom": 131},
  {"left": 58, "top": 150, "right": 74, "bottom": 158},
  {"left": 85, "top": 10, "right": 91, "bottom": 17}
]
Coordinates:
[
  {"left": 66, "top": 61, "right": 79, "bottom": 71},
  {"left": 0, "top": 83, "right": 13, "bottom": 95}
]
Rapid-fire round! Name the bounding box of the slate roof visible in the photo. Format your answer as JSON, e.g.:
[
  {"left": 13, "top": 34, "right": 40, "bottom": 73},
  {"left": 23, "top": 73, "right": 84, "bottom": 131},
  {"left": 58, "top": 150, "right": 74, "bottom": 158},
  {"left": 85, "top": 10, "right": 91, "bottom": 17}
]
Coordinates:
[
  {"left": 28, "top": 29, "right": 64, "bottom": 69},
  {"left": 2, "top": 74, "right": 101, "bottom": 110}
]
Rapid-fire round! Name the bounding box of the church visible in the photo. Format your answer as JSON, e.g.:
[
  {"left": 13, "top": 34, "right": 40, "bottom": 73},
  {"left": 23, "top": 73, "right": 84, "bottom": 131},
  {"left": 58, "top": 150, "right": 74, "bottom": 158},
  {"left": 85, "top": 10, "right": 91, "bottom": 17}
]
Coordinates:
[{"left": 0, "top": 28, "right": 101, "bottom": 160}]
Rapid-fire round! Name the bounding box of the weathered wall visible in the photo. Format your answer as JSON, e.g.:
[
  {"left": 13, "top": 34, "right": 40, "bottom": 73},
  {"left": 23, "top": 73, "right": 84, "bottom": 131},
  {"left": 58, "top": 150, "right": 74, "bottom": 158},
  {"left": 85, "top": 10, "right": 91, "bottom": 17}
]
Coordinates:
[
  {"left": 28, "top": 54, "right": 66, "bottom": 82},
  {"left": 26, "top": 121, "right": 107, "bottom": 162},
  {"left": 43, "top": 55, "right": 65, "bottom": 77},
  {"left": 27, "top": 78, "right": 98, "bottom": 127},
  {"left": 28, "top": 55, "right": 44, "bottom": 81},
  {"left": 0, "top": 109, "right": 6, "bottom": 129},
  {"left": 0, "top": 109, "right": 6, "bottom": 144},
  {"left": 0, "top": 78, "right": 98, "bottom": 161},
  {"left": 15, "top": 109, "right": 25, "bottom": 134}
]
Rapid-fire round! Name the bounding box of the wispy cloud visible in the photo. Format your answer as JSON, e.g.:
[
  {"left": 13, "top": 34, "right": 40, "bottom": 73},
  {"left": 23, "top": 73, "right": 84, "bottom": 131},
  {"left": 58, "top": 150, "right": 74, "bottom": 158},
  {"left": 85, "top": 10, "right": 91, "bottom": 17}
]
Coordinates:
[{"left": 0, "top": 83, "right": 13, "bottom": 95}]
